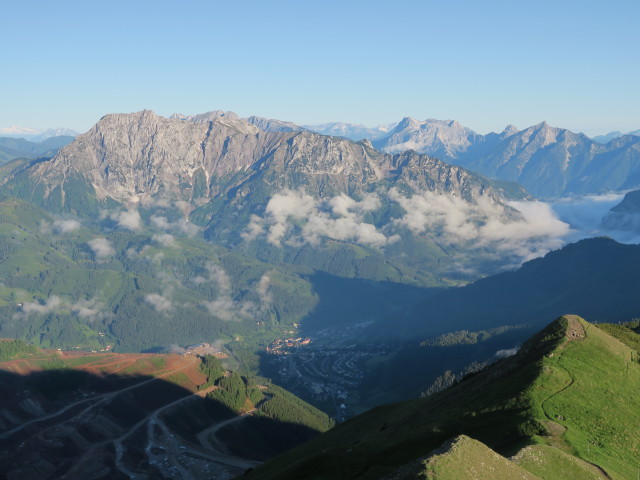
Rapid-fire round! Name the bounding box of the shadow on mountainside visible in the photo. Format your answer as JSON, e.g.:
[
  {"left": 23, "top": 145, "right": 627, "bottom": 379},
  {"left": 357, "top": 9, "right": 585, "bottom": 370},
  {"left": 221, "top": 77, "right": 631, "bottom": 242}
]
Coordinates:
[
  {"left": 297, "top": 271, "right": 438, "bottom": 335},
  {"left": 0, "top": 367, "right": 322, "bottom": 480}
]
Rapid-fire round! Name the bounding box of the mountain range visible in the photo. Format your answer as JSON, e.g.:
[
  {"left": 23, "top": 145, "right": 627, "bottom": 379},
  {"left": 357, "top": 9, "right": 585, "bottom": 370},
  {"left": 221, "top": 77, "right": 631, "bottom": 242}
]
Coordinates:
[
  {"left": 168, "top": 111, "right": 640, "bottom": 199},
  {"left": 0, "top": 135, "right": 75, "bottom": 164},
  {"left": 0, "top": 108, "right": 639, "bottom": 479},
  {"left": 0, "top": 126, "right": 78, "bottom": 142},
  {"left": 1, "top": 109, "right": 554, "bottom": 287},
  {"left": 592, "top": 129, "right": 640, "bottom": 144},
  {"left": 372, "top": 118, "right": 640, "bottom": 198}
]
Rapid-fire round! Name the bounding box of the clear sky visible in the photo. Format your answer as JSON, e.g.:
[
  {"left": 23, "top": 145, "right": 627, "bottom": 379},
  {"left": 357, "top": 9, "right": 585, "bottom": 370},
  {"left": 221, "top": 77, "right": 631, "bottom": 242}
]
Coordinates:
[{"left": 2, "top": 0, "right": 639, "bottom": 136}]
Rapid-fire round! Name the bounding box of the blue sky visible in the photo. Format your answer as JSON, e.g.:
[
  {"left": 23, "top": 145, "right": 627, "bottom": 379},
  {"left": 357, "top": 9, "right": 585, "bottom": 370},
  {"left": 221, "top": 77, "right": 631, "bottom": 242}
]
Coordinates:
[{"left": 2, "top": 0, "right": 639, "bottom": 136}]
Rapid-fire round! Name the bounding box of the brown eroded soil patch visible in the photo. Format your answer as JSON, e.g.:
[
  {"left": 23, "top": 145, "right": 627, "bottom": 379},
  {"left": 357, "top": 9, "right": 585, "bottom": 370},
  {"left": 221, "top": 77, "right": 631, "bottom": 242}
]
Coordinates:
[{"left": 563, "top": 315, "right": 586, "bottom": 342}]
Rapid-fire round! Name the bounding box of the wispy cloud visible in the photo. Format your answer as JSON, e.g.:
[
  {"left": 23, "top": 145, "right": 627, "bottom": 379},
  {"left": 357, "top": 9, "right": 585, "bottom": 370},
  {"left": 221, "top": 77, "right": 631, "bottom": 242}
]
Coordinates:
[
  {"left": 152, "top": 233, "right": 177, "bottom": 248},
  {"left": 15, "top": 295, "right": 112, "bottom": 321},
  {"left": 243, "top": 189, "right": 396, "bottom": 248},
  {"left": 244, "top": 187, "right": 570, "bottom": 263},
  {"left": 145, "top": 293, "right": 174, "bottom": 313},
  {"left": 40, "top": 219, "right": 82, "bottom": 235},
  {"left": 495, "top": 347, "right": 519, "bottom": 358},
  {"left": 150, "top": 214, "right": 200, "bottom": 237},
  {"left": 102, "top": 208, "right": 142, "bottom": 231},
  {"left": 390, "top": 189, "right": 570, "bottom": 262},
  {"left": 200, "top": 265, "right": 273, "bottom": 322},
  {"left": 88, "top": 238, "right": 115, "bottom": 259}
]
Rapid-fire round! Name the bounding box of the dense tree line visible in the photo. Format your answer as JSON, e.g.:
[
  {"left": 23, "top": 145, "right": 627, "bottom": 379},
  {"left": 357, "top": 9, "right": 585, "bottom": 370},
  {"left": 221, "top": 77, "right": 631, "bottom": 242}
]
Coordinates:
[{"left": 0, "top": 339, "right": 37, "bottom": 361}]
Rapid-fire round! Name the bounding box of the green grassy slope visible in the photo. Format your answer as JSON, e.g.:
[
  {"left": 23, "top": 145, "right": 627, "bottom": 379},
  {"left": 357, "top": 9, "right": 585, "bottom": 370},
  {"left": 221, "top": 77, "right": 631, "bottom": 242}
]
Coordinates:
[
  {"left": 387, "top": 435, "right": 541, "bottom": 480},
  {"left": 243, "top": 316, "right": 640, "bottom": 480}
]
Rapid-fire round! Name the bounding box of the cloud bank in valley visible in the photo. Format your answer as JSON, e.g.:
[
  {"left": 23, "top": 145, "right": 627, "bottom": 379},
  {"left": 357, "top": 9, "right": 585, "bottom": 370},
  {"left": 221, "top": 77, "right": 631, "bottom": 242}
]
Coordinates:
[
  {"left": 243, "top": 188, "right": 572, "bottom": 262},
  {"left": 243, "top": 190, "right": 396, "bottom": 248}
]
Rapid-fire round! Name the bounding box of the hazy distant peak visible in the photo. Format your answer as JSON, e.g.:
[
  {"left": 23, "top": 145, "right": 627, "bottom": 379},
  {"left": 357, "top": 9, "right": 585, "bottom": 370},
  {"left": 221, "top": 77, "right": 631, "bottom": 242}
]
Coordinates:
[
  {"left": 245, "top": 116, "right": 303, "bottom": 133},
  {"left": 501, "top": 124, "right": 519, "bottom": 136},
  {"left": 0, "top": 125, "right": 78, "bottom": 142},
  {"left": 531, "top": 120, "right": 550, "bottom": 130},
  {"left": 170, "top": 110, "right": 239, "bottom": 123},
  {"left": 396, "top": 116, "right": 421, "bottom": 129},
  {"left": 592, "top": 129, "right": 640, "bottom": 144}
]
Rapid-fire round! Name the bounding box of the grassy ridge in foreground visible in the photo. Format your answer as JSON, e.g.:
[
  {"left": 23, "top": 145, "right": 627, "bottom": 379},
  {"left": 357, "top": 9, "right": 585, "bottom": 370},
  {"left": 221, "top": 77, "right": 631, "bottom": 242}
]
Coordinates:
[{"left": 242, "top": 316, "right": 640, "bottom": 480}]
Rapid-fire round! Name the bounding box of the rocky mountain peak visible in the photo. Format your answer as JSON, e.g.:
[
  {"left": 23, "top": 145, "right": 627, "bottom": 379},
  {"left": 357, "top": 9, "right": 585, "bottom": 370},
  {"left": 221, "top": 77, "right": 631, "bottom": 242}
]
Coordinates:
[
  {"left": 501, "top": 124, "right": 519, "bottom": 137},
  {"left": 170, "top": 110, "right": 240, "bottom": 123},
  {"left": 395, "top": 116, "right": 421, "bottom": 131}
]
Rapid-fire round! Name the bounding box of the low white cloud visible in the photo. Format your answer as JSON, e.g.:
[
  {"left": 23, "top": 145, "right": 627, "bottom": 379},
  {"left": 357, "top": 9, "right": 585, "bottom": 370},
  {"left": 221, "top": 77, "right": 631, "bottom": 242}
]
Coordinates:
[
  {"left": 145, "top": 293, "right": 174, "bottom": 313},
  {"left": 116, "top": 209, "right": 142, "bottom": 231},
  {"left": 549, "top": 193, "right": 640, "bottom": 244},
  {"left": 150, "top": 215, "right": 200, "bottom": 237},
  {"left": 390, "top": 188, "right": 571, "bottom": 262},
  {"left": 105, "top": 209, "right": 142, "bottom": 231},
  {"left": 495, "top": 347, "right": 519, "bottom": 358},
  {"left": 202, "top": 263, "right": 236, "bottom": 320},
  {"left": 40, "top": 219, "right": 82, "bottom": 235},
  {"left": 20, "top": 295, "right": 63, "bottom": 316},
  {"left": 202, "top": 297, "right": 236, "bottom": 321},
  {"left": 150, "top": 215, "right": 172, "bottom": 230},
  {"left": 70, "top": 298, "right": 111, "bottom": 320},
  {"left": 200, "top": 265, "right": 273, "bottom": 322},
  {"left": 139, "top": 196, "right": 173, "bottom": 209},
  {"left": 175, "top": 200, "right": 192, "bottom": 213},
  {"left": 255, "top": 273, "right": 272, "bottom": 307},
  {"left": 88, "top": 238, "right": 115, "bottom": 259},
  {"left": 54, "top": 219, "right": 81, "bottom": 233},
  {"left": 152, "top": 233, "right": 177, "bottom": 248},
  {"left": 16, "top": 296, "right": 111, "bottom": 321},
  {"left": 243, "top": 189, "right": 395, "bottom": 248}
]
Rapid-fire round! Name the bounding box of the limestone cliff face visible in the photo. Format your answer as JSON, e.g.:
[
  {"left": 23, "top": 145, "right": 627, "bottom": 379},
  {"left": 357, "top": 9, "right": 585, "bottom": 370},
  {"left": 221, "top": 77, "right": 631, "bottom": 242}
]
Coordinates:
[
  {"left": 19, "top": 110, "right": 511, "bottom": 209},
  {"left": 29, "top": 110, "right": 295, "bottom": 202}
]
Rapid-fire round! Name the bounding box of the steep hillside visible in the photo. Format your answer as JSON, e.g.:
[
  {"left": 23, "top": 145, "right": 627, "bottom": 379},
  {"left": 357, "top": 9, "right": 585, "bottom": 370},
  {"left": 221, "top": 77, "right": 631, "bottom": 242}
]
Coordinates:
[
  {"left": 0, "top": 345, "right": 332, "bottom": 479},
  {"left": 244, "top": 316, "right": 640, "bottom": 480},
  {"left": 387, "top": 435, "right": 541, "bottom": 480},
  {"left": 371, "top": 237, "right": 640, "bottom": 342},
  {"left": 601, "top": 189, "right": 640, "bottom": 232}
]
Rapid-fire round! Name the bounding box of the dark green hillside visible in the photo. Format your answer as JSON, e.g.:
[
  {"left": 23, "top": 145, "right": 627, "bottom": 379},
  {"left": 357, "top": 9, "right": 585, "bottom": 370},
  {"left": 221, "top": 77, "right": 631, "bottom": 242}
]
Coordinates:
[
  {"left": 0, "top": 197, "right": 432, "bottom": 370},
  {"left": 371, "top": 237, "right": 640, "bottom": 342},
  {"left": 243, "top": 316, "right": 640, "bottom": 480},
  {"left": 0, "top": 197, "right": 315, "bottom": 353},
  {"left": 609, "top": 189, "right": 640, "bottom": 214}
]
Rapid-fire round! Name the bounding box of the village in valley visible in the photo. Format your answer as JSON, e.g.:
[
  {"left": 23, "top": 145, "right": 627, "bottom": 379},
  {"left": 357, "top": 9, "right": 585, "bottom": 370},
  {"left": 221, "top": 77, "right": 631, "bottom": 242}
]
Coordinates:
[{"left": 264, "top": 321, "right": 387, "bottom": 421}]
